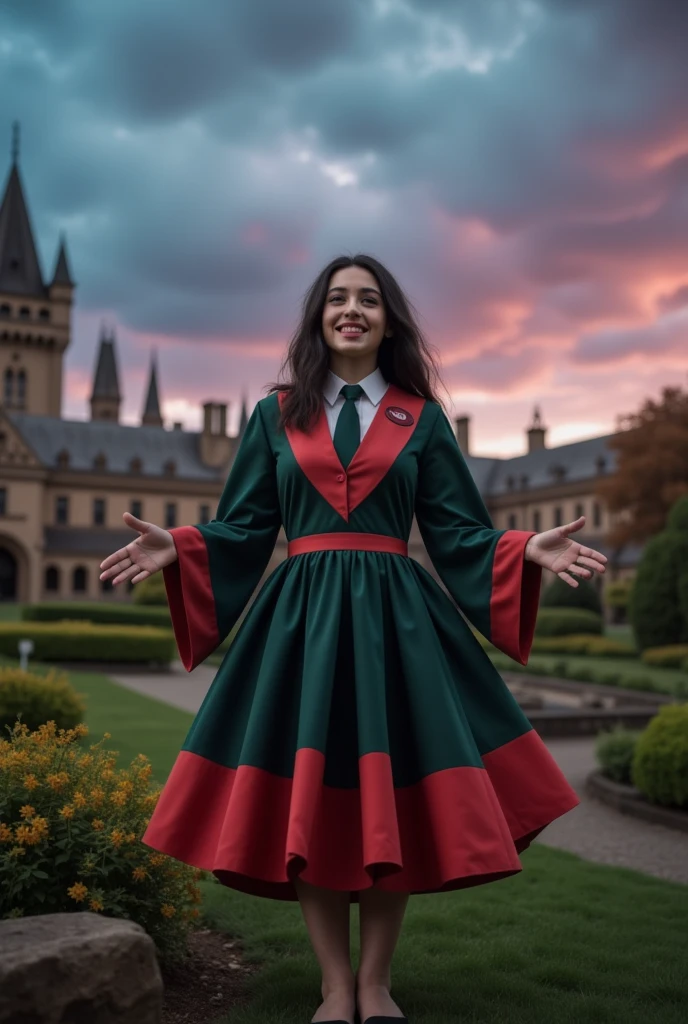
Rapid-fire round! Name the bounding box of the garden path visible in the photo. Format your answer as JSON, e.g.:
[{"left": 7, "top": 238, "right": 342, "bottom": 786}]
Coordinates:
[{"left": 109, "top": 661, "right": 688, "bottom": 886}]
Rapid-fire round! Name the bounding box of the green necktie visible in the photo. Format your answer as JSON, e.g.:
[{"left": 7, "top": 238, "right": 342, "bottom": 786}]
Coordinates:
[{"left": 333, "top": 384, "right": 364, "bottom": 468}]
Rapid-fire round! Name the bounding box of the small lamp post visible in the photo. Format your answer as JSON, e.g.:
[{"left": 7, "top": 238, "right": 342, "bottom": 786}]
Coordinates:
[{"left": 18, "top": 638, "right": 34, "bottom": 671}]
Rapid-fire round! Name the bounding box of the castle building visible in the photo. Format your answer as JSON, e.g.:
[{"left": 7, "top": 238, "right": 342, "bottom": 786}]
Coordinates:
[{"left": 0, "top": 132, "right": 638, "bottom": 606}]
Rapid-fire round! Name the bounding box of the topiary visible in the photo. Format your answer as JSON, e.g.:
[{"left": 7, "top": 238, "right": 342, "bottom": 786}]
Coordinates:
[
  {"left": 0, "top": 720, "right": 202, "bottom": 963},
  {"left": 596, "top": 727, "right": 642, "bottom": 784},
  {"left": 132, "top": 572, "right": 169, "bottom": 606},
  {"left": 0, "top": 668, "right": 85, "bottom": 733},
  {"left": 535, "top": 607, "right": 604, "bottom": 637},
  {"left": 632, "top": 704, "right": 688, "bottom": 808},
  {"left": 630, "top": 495, "right": 688, "bottom": 651},
  {"left": 540, "top": 574, "right": 602, "bottom": 615}
]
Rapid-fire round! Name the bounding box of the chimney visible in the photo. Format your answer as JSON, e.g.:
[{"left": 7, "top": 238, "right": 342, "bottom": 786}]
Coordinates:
[
  {"left": 454, "top": 414, "right": 470, "bottom": 455},
  {"left": 199, "top": 401, "right": 231, "bottom": 468},
  {"left": 527, "top": 405, "right": 547, "bottom": 453},
  {"left": 202, "top": 402, "right": 227, "bottom": 437}
]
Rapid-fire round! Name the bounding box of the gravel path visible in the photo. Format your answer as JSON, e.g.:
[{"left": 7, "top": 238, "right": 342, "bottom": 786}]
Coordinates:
[{"left": 109, "top": 662, "right": 688, "bottom": 886}]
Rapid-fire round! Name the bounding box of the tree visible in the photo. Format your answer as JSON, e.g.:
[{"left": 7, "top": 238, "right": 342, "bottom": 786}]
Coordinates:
[
  {"left": 595, "top": 385, "right": 688, "bottom": 547},
  {"left": 629, "top": 495, "right": 688, "bottom": 651}
]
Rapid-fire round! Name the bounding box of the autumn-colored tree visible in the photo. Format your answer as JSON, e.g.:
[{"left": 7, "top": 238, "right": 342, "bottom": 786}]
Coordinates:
[{"left": 595, "top": 384, "right": 688, "bottom": 547}]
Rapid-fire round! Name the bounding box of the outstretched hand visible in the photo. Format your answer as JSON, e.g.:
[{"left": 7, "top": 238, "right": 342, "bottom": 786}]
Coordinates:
[
  {"left": 524, "top": 516, "right": 607, "bottom": 588},
  {"left": 99, "top": 512, "right": 178, "bottom": 587}
]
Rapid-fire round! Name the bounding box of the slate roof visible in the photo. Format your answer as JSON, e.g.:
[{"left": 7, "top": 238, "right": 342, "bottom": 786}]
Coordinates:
[
  {"left": 7, "top": 412, "right": 225, "bottom": 482},
  {"left": 51, "top": 236, "right": 74, "bottom": 286},
  {"left": 0, "top": 160, "right": 44, "bottom": 297},
  {"left": 91, "top": 335, "right": 121, "bottom": 400},
  {"left": 468, "top": 433, "right": 617, "bottom": 497}
]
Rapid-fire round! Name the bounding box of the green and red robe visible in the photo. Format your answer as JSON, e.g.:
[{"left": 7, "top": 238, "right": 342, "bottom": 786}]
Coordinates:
[{"left": 143, "top": 385, "right": 579, "bottom": 901}]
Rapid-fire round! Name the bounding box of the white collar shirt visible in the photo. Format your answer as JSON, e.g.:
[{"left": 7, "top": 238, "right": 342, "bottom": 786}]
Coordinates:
[{"left": 322, "top": 367, "right": 390, "bottom": 441}]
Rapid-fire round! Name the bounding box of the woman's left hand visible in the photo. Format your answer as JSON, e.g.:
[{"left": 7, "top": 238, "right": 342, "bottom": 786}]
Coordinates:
[{"left": 524, "top": 516, "right": 608, "bottom": 588}]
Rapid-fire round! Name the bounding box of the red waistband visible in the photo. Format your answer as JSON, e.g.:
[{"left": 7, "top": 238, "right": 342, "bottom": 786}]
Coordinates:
[{"left": 287, "top": 532, "right": 408, "bottom": 557}]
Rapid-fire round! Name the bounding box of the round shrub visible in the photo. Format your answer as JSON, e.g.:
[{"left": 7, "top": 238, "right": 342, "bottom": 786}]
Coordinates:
[
  {"left": 630, "top": 495, "right": 688, "bottom": 651},
  {"left": 605, "top": 579, "right": 634, "bottom": 610},
  {"left": 596, "top": 727, "right": 642, "bottom": 784},
  {"left": 133, "top": 573, "right": 169, "bottom": 606},
  {"left": 632, "top": 704, "right": 688, "bottom": 808},
  {"left": 0, "top": 622, "right": 174, "bottom": 664},
  {"left": 535, "top": 608, "right": 604, "bottom": 637},
  {"left": 540, "top": 575, "right": 602, "bottom": 615},
  {"left": 23, "top": 602, "right": 171, "bottom": 628},
  {"left": 640, "top": 645, "right": 688, "bottom": 669},
  {"left": 0, "top": 668, "right": 85, "bottom": 734},
  {"left": 0, "top": 720, "right": 201, "bottom": 963}
]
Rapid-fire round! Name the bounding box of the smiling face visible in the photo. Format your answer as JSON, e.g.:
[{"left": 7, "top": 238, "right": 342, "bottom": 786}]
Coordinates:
[{"left": 321, "top": 265, "right": 393, "bottom": 380}]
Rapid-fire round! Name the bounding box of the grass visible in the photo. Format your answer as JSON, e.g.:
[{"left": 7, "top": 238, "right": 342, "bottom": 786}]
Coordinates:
[{"left": 503, "top": 653, "right": 687, "bottom": 694}]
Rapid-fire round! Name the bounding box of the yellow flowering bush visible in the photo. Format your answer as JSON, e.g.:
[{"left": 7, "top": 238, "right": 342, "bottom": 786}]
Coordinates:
[
  {"left": 0, "top": 720, "right": 203, "bottom": 963},
  {"left": 0, "top": 667, "right": 85, "bottom": 733}
]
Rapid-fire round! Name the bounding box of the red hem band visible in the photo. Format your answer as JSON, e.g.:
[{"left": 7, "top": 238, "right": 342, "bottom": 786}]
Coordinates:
[{"left": 288, "top": 533, "right": 409, "bottom": 557}]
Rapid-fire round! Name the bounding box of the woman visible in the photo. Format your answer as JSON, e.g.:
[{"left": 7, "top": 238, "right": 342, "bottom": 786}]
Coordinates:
[{"left": 100, "top": 254, "right": 606, "bottom": 1024}]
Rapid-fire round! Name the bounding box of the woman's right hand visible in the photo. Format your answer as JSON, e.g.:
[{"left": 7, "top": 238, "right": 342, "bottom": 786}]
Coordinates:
[{"left": 99, "top": 512, "right": 178, "bottom": 586}]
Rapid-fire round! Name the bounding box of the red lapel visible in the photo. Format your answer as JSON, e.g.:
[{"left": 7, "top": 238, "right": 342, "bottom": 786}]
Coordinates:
[{"left": 279, "top": 384, "right": 426, "bottom": 522}]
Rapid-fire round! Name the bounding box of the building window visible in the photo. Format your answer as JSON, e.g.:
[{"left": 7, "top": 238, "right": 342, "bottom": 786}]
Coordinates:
[
  {"left": 45, "top": 565, "right": 60, "bottom": 592},
  {"left": 19, "top": 306, "right": 30, "bottom": 318},
  {"left": 56, "top": 448, "right": 70, "bottom": 469},
  {"left": 0, "top": 303, "right": 10, "bottom": 317},
  {"left": 101, "top": 576, "right": 113, "bottom": 593},
  {"left": 39, "top": 308, "right": 50, "bottom": 320},
  {"left": 593, "top": 501, "right": 602, "bottom": 528},
  {"left": 520, "top": 475, "right": 529, "bottom": 490},
  {"left": 16, "top": 369, "right": 26, "bottom": 406},
  {"left": 93, "top": 498, "right": 106, "bottom": 526},
  {"left": 129, "top": 456, "right": 142, "bottom": 474},
  {"left": 163, "top": 459, "right": 176, "bottom": 477},
  {"left": 554, "top": 506, "right": 563, "bottom": 527},
  {"left": 506, "top": 476, "right": 515, "bottom": 491},
  {"left": 533, "top": 509, "right": 541, "bottom": 532},
  {"left": 507, "top": 513, "right": 517, "bottom": 530},
  {"left": 0, "top": 488, "right": 6, "bottom": 516},
  {"left": 575, "top": 502, "right": 585, "bottom": 520},
  {"left": 130, "top": 499, "right": 142, "bottom": 519},
  {"left": 3, "top": 368, "right": 13, "bottom": 404},
  {"left": 165, "top": 502, "right": 177, "bottom": 529},
  {"left": 93, "top": 452, "right": 107, "bottom": 471},
  {"left": 55, "top": 496, "right": 69, "bottom": 525},
  {"left": 72, "top": 566, "right": 87, "bottom": 592},
  {"left": 199, "top": 504, "right": 211, "bottom": 524}
]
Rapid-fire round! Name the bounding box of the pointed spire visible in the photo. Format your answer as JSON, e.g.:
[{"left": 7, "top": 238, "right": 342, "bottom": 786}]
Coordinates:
[
  {"left": 141, "top": 348, "right": 163, "bottom": 427},
  {"left": 0, "top": 121, "right": 45, "bottom": 296},
  {"left": 90, "top": 324, "right": 121, "bottom": 401},
  {"left": 51, "top": 233, "right": 74, "bottom": 287},
  {"left": 237, "top": 389, "right": 249, "bottom": 439}
]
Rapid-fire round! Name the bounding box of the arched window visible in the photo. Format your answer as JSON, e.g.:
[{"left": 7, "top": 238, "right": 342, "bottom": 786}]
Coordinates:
[
  {"left": 101, "top": 576, "right": 113, "bottom": 593},
  {"left": 72, "top": 566, "right": 87, "bottom": 593},
  {"left": 45, "top": 565, "right": 60, "bottom": 592},
  {"left": 39, "top": 308, "right": 50, "bottom": 320},
  {"left": 0, "top": 303, "right": 10, "bottom": 317},
  {"left": 3, "top": 368, "right": 13, "bottom": 404},
  {"left": 16, "top": 369, "right": 26, "bottom": 406},
  {"left": 19, "top": 307, "right": 30, "bottom": 318}
]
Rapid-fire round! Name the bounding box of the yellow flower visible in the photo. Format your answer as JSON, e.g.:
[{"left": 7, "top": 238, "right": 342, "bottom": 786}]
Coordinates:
[
  {"left": 90, "top": 786, "right": 105, "bottom": 805},
  {"left": 0, "top": 823, "right": 14, "bottom": 843},
  {"left": 125, "top": 832, "right": 137, "bottom": 844},
  {"left": 103, "top": 732, "right": 112, "bottom": 740},
  {"left": 89, "top": 898, "right": 104, "bottom": 912},
  {"left": 73, "top": 792, "right": 87, "bottom": 809},
  {"left": 74, "top": 723, "right": 89, "bottom": 737},
  {"left": 148, "top": 853, "right": 166, "bottom": 867},
  {"left": 59, "top": 805, "right": 75, "bottom": 820},
  {"left": 14, "top": 825, "right": 32, "bottom": 845},
  {"left": 132, "top": 867, "right": 147, "bottom": 881},
  {"left": 160, "top": 904, "right": 176, "bottom": 918},
  {"left": 101, "top": 769, "right": 114, "bottom": 782},
  {"left": 30, "top": 816, "right": 49, "bottom": 840},
  {"left": 46, "top": 772, "right": 69, "bottom": 791},
  {"left": 110, "top": 828, "right": 125, "bottom": 847},
  {"left": 22, "top": 774, "right": 39, "bottom": 790},
  {"left": 135, "top": 753, "right": 149, "bottom": 763},
  {"left": 67, "top": 882, "right": 88, "bottom": 903},
  {"left": 80, "top": 754, "right": 94, "bottom": 768},
  {"left": 92, "top": 819, "right": 105, "bottom": 831},
  {"left": 18, "top": 805, "right": 35, "bottom": 820},
  {"left": 110, "top": 790, "right": 127, "bottom": 807},
  {"left": 9, "top": 846, "right": 26, "bottom": 857}
]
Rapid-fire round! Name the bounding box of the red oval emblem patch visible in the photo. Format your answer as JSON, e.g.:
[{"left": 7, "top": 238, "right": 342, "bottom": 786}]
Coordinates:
[{"left": 385, "top": 406, "right": 414, "bottom": 426}]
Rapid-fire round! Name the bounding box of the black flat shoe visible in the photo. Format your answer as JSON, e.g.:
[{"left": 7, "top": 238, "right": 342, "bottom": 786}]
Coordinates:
[{"left": 361, "top": 1018, "right": 409, "bottom": 1023}]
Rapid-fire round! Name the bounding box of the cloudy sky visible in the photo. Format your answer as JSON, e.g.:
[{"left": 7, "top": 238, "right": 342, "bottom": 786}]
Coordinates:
[{"left": 2, "top": 0, "right": 687, "bottom": 455}]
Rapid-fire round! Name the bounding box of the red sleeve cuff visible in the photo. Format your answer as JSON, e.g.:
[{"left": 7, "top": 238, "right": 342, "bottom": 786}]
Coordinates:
[
  {"left": 489, "top": 530, "right": 542, "bottom": 665},
  {"left": 162, "top": 525, "right": 220, "bottom": 672}
]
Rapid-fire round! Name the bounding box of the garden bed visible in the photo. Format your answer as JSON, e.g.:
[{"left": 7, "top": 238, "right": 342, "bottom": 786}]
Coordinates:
[
  {"left": 161, "top": 927, "right": 259, "bottom": 1024},
  {"left": 585, "top": 770, "right": 688, "bottom": 833}
]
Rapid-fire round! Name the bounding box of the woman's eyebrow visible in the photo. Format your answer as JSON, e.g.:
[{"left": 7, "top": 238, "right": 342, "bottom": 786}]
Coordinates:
[{"left": 327, "top": 286, "right": 381, "bottom": 296}]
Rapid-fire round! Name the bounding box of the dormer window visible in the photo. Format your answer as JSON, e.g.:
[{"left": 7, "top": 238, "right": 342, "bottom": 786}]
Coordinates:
[
  {"left": 520, "top": 474, "right": 529, "bottom": 489},
  {"left": 596, "top": 455, "right": 607, "bottom": 474},
  {"left": 163, "top": 459, "right": 176, "bottom": 477},
  {"left": 548, "top": 464, "right": 567, "bottom": 482},
  {"left": 56, "top": 448, "right": 70, "bottom": 469},
  {"left": 93, "top": 452, "right": 107, "bottom": 472},
  {"left": 129, "top": 456, "right": 143, "bottom": 474},
  {"left": 506, "top": 475, "right": 515, "bottom": 490}
]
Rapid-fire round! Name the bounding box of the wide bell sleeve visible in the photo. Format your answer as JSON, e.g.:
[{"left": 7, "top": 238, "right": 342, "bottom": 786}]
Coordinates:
[
  {"left": 162, "top": 400, "right": 282, "bottom": 672},
  {"left": 414, "top": 405, "right": 542, "bottom": 664}
]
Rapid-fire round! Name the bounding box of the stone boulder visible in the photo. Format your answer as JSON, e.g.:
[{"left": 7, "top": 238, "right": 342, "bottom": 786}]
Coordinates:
[{"left": 0, "top": 912, "right": 163, "bottom": 1023}]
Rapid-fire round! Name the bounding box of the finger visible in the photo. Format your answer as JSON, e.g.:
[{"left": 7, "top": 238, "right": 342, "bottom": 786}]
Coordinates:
[
  {"left": 123, "top": 511, "right": 150, "bottom": 531},
  {"left": 557, "top": 571, "right": 579, "bottom": 588},
  {"left": 568, "top": 563, "right": 592, "bottom": 578},
  {"left": 130, "top": 569, "right": 152, "bottom": 585},
  {"left": 578, "top": 546, "right": 608, "bottom": 566},
  {"left": 99, "top": 559, "right": 132, "bottom": 582},
  {"left": 574, "top": 554, "right": 607, "bottom": 574},
  {"left": 100, "top": 547, "right": 131, "bottom": 571},
  {"left": 110, "top": 562, "right": 143, "bottom": 587},
  {"left": 558, "top": 516, "right": 585, "bottom": 536}
]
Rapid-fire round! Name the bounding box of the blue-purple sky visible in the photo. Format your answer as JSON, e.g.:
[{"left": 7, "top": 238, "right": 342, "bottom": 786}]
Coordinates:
[{"left": 3, "top": 0, "right": 687, "bottom": 454}]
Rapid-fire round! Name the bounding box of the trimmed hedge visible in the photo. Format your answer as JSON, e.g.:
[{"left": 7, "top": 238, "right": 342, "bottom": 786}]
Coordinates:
[
  {"left": 132, "top": 573, "right": 169, "bottom": 606},
  {"left": 0, "top": 622, "right": 175, "bottom": 664},
  {"left": 0, "top": 667, "right": 85, "bottom": 733},
  {"left": 632, "top": 704, "right": 688, "bottom": 808},
  {"left": 630, "top": 495, "right": 688, "bottom": 651},
  {"left": 595, "top": 727, "right": 641, "bottom": 785},
  {"left": 535, "top": 608, "right": 604, "bottom": 637},
  {"left": 531, "top": 634, "right": 636, "bottom": 658},
  {"left": 540, "top": 575, "right": 603, "bottom": 615},
  {"left": 22, "top": 602, "right": 171, "bottom": 628},
  {"left": 640, "top": 645, "right": 688, "bottom": 669},
  {"left": 605, "top": 579, "right": 634, "bottom": 610}
]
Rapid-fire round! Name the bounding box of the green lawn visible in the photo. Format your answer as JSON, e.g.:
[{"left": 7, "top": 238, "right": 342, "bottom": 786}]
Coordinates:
[
  {"left": 505, "top": 652, "right": 688, "bottom": 694},
  {"left": 2, "top": 655, "right": 685, "bottom": 1023}
]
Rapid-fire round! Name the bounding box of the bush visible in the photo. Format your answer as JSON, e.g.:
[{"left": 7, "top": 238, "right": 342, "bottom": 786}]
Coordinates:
[
  {"left": 23, "top": 602, "right": 172, "bottom": 628},
  {"left": 133, "top": 574, "right": 169, "bottom": 606},
  {"left": 596, "top": 727, "right": 642, "bottom": 784},
  {"left": 605, "top": 579, "right": 634, "bottom": 610},
  {"left": 0, "top": 668, "right": 85, "bottom": 734},
  {"left": 632, "top": 704, "right": 688, "bottom": 808},
  {"left": 630, "top": 495, "right": 688, "bottom": 651},
  {"left": 0, "top": 623, "right": 175, "bottom": 664},
  {"left": 540, "top": 575, "right": 603, "bottom": 615},
  {"left": 0, "top": 720, "right": 201, "bottom": 963},
  {"left": 535, "top": 608, "right": 604, "bottom": 637},
  {"left": 530, "top": 634, "right": 636, "bottom": 657},
  {"left": 640, "top": 645, "right": 688, "bottom": 669}
]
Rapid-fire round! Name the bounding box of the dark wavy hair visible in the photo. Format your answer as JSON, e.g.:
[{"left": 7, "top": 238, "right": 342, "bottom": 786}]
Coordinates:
[{"left": 266, "top": 253, "right": 447, "bottom": 432}]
